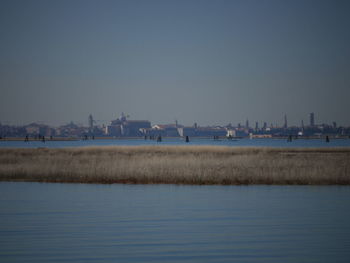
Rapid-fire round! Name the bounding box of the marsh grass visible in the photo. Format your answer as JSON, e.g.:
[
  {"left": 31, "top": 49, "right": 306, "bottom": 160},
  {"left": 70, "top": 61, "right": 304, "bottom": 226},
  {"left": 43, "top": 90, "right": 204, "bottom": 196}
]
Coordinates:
[{"left": 0, "top": 146, "right": 349, "bottom": 185}]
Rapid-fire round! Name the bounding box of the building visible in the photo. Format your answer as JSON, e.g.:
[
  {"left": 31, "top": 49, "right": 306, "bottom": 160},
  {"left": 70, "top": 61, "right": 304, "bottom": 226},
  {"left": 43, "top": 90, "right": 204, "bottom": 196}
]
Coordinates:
[
  {"left": 56, "top": 122, "right": 86, "bottom": 137},
  {"left": 194, "top": 127, "right": 227, "bottom": 137},
  {"left": 177, "top": 127, "right": 196, "bottom": 137},
  {"left": 151, "top": 124, "right": 180, "bottom": 137},
  {"left": 88, "top": 114, "right": 94, "bottom": 134},
  {"left": 226, "top": 129, "right": 236, "bottom": 137},
  {"left": 25, "top": 123, "right": 41, "bottom": 135},
  {"left": 284, "top": 114, "right": 287, "bottom": 129},
  {"left": 121, "top": 120, "right": 151, "bottom": 136},
  {"left": 25, "top": 123, "right": 54, "bottom": 137},
  {"left": 310, "top": 112, "right": 315, "bottom": 127},
  {"left": 105, "top": 125, "right": 122, "bottom": 136},
  {"left": 106, "top": 113, "right": 151, "bottom": 137}
]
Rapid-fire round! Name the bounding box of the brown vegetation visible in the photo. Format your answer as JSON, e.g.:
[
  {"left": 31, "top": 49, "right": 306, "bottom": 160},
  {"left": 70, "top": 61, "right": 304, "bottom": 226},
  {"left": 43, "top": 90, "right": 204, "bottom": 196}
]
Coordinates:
[{"left": 0, "top": 146, "right": 349, "bottom": 185}]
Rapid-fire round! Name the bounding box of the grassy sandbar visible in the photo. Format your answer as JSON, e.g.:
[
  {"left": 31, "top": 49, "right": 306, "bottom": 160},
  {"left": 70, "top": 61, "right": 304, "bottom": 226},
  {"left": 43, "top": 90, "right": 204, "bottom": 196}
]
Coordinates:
[{"left": 0, "top": 146, "right": 349, "bottom": 185}]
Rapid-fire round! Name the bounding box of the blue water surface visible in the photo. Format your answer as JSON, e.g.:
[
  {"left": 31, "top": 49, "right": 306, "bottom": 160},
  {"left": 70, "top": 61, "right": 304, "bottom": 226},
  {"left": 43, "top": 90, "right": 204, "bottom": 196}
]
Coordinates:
[
  {"left": 0, "top": 182, "right": 350, "bottom": 263},
  {"left": 1, "top": 138, "right": 350, "bottom": 148}
]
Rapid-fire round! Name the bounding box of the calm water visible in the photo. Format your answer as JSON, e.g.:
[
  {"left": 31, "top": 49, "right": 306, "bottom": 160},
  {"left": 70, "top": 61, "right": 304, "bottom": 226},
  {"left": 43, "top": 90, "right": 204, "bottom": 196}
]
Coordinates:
[
  {"left": 1, "top": 138, "right": 350, "bottom": 148},
  {"left": 0, "top": 182, "right": 350, "bottom": 262}
]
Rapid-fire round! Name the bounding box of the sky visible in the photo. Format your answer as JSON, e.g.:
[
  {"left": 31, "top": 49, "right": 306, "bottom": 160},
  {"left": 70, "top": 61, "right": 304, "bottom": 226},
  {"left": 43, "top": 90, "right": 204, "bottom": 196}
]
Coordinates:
[{"left": 0, "top": 0, "right": 349, "bottom": 127}]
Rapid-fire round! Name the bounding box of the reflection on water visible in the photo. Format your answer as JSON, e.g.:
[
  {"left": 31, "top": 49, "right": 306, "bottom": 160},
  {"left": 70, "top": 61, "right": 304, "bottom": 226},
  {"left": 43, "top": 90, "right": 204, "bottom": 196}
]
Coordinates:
[
  {"left": 0, "top": 182, "right": 350, "bottom": 262},
  {"left": 1, "top": 138, "right": 350, "bottom": 148}
]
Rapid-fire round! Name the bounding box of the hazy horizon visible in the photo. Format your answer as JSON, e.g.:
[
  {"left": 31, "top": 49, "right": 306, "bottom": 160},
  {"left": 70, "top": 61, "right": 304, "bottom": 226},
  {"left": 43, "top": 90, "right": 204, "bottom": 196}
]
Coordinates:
[
  {"left": 1, "top": 0, "right": 350, "bottom": 127},
  {"left": 0, "top": 111, "right": 343, "bottom": 129}
]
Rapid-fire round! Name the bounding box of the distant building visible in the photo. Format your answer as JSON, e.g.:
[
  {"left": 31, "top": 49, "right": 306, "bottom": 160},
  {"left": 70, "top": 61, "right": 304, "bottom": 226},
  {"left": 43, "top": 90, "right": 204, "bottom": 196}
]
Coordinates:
[
  {"left": 226, "top": 129, "right": 236, "bottom": 137},
  {"left": 105, "top": 125, "right": 122, "bottom": 136},
  {"left": 56, "top": 122, "right": 86, "bottom": 137},
  {"left": 25, "top": 123, "right": 41, "bottom": 135},
  {"left": 309, "top": 112, "right": 315, "bottom": 127},
  {"left": 252, "top": 134, "right": 272, "bottom": 138},
  {"left": 106, "top": 113, "right": 151, "bottom": 137},
  {"left": 152, "top": 124, "right": 180, "bottom": 137},
  {"left": 88, "top": 114, "right": 94, "bottom": 134},
  {"left": 122, "top": 120, "right": 151, "bottom": 136},
  {"left": 194, "top": 127, "right": 227, "bottom": 137},
  {"left": 177, "top": 127, "right": 196, "bottom": 137},
  {"left": 25, "top": 123, "right": 53, "bottom": 136},
  {"left": 146, "top": 124, "right": 227, "bottom": 138},
  {"left": 284, "top": 114, "right": 287, "bottom": 129}
]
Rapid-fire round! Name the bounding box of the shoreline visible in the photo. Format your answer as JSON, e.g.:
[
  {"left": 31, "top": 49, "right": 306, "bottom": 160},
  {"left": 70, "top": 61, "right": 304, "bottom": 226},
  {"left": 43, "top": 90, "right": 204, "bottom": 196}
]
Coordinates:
[
  {"left": 1, "top": 136, "right": 350, "bottom": 141},
  {"left": 1, "top": 146, "right": 349, "bottom": 185}
]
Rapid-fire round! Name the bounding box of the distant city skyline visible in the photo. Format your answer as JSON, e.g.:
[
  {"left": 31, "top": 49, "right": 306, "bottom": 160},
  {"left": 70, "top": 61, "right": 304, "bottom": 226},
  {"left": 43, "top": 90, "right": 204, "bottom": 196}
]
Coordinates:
[
  {"left": 2, "top": 110, "right": 349, "bottom": 139},
  {"left": 1, "top": 0, "right": 350, "bottom": 127},
  {"left": 0, "top": 111, "right": 343, "bottom": 129}
]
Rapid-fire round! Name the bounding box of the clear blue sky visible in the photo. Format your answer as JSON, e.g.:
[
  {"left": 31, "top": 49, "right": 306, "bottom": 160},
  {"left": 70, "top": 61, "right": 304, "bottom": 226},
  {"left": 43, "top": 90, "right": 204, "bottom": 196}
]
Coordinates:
[{"left": 1, "top": 0, "right": 349, "bottom": 127}]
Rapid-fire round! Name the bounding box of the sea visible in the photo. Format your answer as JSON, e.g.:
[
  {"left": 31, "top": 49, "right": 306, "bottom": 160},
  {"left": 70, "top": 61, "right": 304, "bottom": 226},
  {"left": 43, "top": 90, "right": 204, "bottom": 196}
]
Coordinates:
[
  {"left": 1, "top": 137, "right": 350, "bottom": 148},
  {"left": 0, "top": 182, "right": 349, "bottom": 263}
]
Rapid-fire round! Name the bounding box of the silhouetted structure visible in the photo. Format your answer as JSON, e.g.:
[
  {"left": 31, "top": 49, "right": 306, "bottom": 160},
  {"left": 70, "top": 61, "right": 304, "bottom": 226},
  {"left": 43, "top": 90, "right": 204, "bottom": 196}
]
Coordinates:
[
  {"left": 106, "top": 113, "right": 151, "bottom": 137},
  {"left": 2, "top": 111, "right": 350, "bottom": 139},
  {"left": 88, "top": 114, "right": 94, "bottom": 135},
  {"left": 185, "top": 136, "right": 189, "bottom": 143},
  {"left": 284, "top": 114, "right": 288, "bottom": 129},
  {"left": 310, "top": 112, "right": 315, "bottom": 127}
]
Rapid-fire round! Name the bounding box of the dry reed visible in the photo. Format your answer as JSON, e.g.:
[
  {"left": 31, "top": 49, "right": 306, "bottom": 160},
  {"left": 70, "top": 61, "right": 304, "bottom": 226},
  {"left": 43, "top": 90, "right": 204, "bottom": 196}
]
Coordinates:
[{"left": 0, "top": 146, "right": 349, "bottom": 185}]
